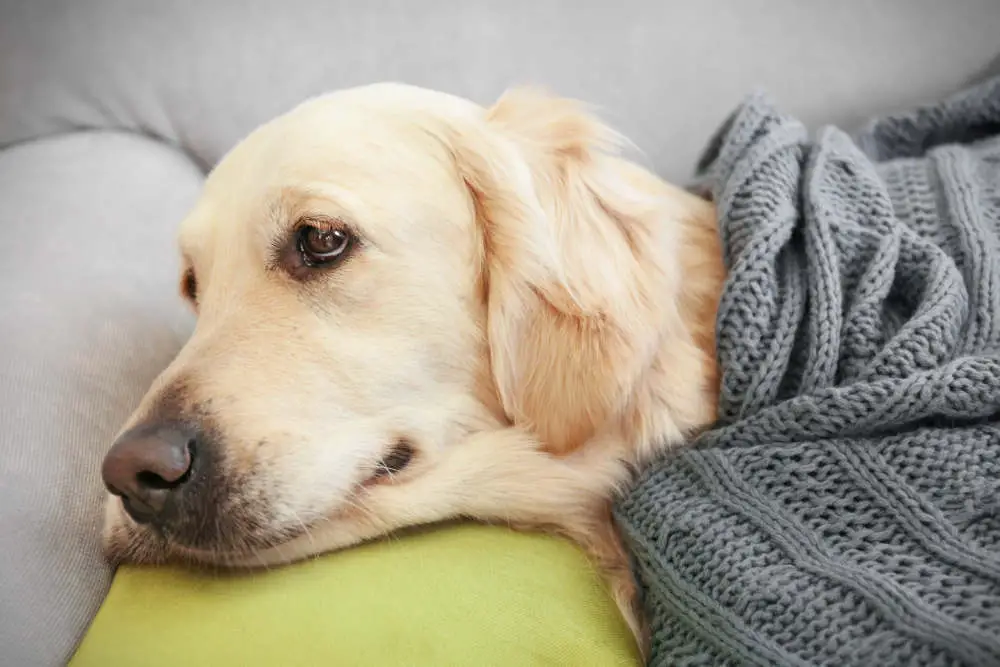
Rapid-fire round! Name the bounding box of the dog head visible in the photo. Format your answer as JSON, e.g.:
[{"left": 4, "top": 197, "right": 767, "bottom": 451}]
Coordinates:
[{"left": 101, "top": 83, "right": 696, "bottom": 566}]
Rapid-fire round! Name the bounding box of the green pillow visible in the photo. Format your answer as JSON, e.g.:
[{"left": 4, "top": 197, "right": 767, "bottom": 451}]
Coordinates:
[{"left": 71, "top": 523, "right": 640, "bottom": 666}]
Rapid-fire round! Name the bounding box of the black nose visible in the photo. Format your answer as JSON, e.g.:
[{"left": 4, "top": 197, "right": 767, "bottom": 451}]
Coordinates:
[{"left": 102, "top": 423, "right": 197, "bottom": 525}]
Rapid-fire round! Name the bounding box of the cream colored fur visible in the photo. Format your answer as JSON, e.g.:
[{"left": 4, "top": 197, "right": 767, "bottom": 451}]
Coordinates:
[{"left": 102, "top": 83, "right": 725, "bottom": 655}]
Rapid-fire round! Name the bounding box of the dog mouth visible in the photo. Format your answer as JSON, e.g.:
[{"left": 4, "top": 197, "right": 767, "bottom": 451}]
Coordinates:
[
  {"left": 363, "top": 438, "right": 416, "bottom": 485},
  {"left": 106, "top": 502, "right": 327, "bottom": 568},
  {"left": 107, "top": 439, "right": 419, "bottom": 567}
]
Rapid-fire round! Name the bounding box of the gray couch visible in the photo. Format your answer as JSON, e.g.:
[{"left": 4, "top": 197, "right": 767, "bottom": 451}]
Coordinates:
[{"left": 1, "top": 1, "right": 998, "bottom": 665}]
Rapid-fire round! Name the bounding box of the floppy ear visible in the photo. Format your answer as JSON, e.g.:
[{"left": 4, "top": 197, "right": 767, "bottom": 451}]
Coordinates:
[{"left": 454, "top": 88, "right": 682, "bottom": 455}]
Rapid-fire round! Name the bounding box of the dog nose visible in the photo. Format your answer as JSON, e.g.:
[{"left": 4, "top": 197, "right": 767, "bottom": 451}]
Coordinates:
[{"left": 102, "top": 423, "right": 197, "bottom": 524}]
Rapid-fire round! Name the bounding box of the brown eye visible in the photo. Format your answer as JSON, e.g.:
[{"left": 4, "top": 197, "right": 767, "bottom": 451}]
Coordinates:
[{"left": 297, "top": 225, "right": 353, "bottom": 266}]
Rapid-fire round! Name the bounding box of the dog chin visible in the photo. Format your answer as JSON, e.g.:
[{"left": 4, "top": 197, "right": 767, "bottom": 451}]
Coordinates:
[{"left": 101, "top": 494, "right": 384, "bottom": 570}]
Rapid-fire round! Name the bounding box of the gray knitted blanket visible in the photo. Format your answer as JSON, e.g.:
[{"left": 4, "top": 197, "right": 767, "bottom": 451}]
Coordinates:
[{"left": 615, "top": 76, "right": 1000, "bottom": 667}]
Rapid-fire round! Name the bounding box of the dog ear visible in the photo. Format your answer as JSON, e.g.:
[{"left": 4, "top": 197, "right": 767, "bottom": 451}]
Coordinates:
[{"left": 454, "top": 88, "right": 680, "bottom": 455}]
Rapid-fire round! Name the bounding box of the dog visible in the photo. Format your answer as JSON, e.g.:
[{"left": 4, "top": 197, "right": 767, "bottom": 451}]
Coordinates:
[{"left": 100, "top": 83, "right": 726, "bottom": 652}]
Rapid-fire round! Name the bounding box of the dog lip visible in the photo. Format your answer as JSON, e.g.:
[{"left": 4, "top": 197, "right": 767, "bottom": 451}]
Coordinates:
[
  {"left": 119, "top": 496, "right": 154, "bottom": 524},
  {"left": 363, "top": 439, "right": 416, "bottom": 485},
  {"left": 155, "top": 520, "right": 322, "bottom": 566},
  {"left": 111, "top": 440, "right": 407, "bottom": 562}
]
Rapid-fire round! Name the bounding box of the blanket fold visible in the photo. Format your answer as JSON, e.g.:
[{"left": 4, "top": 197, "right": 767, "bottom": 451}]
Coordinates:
[{"left": 616, "top": 77, "right": 1000, "bottom": 667}]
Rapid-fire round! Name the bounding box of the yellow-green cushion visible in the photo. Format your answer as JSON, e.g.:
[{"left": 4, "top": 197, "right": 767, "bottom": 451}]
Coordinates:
[{"left": 71, "top": 524, "right": 640, "bottom": 666}]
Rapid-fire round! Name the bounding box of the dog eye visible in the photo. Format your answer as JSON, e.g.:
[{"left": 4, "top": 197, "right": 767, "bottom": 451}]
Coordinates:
[{"left": 297, "top": 225, "right": 353, "bottom": 267}]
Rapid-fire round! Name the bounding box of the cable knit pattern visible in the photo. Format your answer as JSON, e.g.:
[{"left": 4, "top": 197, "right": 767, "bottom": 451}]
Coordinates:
[{"left": 615, "top": 76, "right": 1000, "bottom": 666}]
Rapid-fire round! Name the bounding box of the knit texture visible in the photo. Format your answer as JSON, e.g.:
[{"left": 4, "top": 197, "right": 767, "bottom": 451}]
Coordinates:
[{"left": 615, "top": 76, "right": 1000, "bottom": 667}]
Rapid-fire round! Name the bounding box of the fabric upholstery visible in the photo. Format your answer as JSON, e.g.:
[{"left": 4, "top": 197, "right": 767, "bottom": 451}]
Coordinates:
[
  {"left": 0, "top": 132, "right": 202, "bottom": 667},
  {"left": 70, "top": 524, "right": 641, "bottom": 667},
  {"left": 2, "top": 0, "right": 1000, "bottom": 181}
]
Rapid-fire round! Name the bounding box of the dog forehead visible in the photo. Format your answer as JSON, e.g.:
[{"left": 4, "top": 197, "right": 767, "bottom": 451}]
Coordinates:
[
  {"left": 235, "top": 84, "right": 483, "bottom": 176},
  {"left": 178, "top": 85, "right": 485, "bottom": 259},
  {"left": 216, "top": 111, "right": 431, "bottom": 194}
]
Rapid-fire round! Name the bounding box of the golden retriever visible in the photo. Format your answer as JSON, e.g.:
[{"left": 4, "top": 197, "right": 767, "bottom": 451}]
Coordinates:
[{"left": 100, "top": 83, "right": 726, "bottom": 651}]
